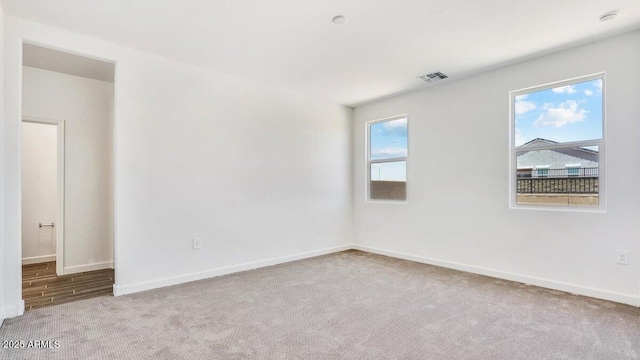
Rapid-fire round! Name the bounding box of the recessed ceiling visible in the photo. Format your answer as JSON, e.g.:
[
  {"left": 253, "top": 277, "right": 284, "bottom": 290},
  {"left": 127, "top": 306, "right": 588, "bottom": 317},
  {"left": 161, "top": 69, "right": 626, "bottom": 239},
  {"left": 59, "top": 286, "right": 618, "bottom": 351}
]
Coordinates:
[{"left": 3, "top": 0, "right": 640, "bottom": 107}]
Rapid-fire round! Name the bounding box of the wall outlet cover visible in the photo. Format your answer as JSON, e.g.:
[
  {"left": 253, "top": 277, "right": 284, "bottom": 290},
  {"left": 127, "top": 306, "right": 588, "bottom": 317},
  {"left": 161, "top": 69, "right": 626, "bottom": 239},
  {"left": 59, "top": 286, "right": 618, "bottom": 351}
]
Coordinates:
[{"left": 616, "top": 249, "right": 629, "bottom": 265}]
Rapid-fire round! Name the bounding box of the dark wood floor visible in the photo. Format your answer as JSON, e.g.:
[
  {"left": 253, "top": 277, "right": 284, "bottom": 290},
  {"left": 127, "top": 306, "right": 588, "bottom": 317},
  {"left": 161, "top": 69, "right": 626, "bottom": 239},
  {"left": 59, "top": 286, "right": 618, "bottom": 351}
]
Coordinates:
[{"left": 23, "top": 261, "right": 114, "bottom": 311}]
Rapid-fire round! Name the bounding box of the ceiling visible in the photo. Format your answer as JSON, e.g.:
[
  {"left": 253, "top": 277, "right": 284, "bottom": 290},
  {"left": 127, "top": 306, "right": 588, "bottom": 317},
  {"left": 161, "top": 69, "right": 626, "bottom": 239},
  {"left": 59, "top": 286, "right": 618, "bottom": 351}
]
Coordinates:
[
  {"left": 23, "top": 43, "right": 115, "bottom": 82},
  {"left": 3, "top": 0, "right": 640, "bottom": 107}
]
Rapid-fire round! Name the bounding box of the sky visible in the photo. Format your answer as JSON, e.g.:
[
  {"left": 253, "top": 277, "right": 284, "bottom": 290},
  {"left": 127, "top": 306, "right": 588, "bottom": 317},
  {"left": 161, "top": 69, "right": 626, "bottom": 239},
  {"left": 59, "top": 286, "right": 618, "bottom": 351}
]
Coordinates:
[
  {"left": 515, "top": 78, "right": 603, "bottom": 147},
  {"left": 370, "top": 117, "right": 407, "bottom": 181}
]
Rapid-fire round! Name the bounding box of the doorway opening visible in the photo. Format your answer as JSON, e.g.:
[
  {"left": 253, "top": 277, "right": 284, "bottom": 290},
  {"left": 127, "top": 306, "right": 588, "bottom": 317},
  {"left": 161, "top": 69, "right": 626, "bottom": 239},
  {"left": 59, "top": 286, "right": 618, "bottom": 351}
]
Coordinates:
[{"left": 21, "top": 43, "right": 115, "bottom": 311}]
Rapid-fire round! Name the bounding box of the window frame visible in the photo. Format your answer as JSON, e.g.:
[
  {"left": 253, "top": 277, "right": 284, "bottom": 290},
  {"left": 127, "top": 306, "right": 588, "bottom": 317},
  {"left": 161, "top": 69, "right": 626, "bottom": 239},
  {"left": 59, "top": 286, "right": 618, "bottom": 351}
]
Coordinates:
[
  {"left": 509, "top": 73, "right": 606, "bottom": 212},
  {"left": 366, "top": 114, "right": 409, "bottom": 204}
]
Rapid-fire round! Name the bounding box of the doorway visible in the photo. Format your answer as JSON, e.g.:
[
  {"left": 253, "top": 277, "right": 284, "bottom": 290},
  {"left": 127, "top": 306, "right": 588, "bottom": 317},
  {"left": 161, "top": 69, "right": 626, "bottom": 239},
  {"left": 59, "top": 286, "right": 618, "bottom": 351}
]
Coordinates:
[
  {"left": 21, "top": 119, "right": 64, "bottom": 271},
  {"left": 21, "top": 43, "right": 116, "bottom": 311}
]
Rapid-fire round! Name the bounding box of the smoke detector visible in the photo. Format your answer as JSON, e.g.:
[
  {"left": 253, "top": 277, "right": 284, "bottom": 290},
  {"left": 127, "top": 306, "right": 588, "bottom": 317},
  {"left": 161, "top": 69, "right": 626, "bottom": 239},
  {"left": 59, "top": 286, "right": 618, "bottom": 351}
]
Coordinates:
[{"left": 418, "top": 71, "right": 448, "bottom": 83}]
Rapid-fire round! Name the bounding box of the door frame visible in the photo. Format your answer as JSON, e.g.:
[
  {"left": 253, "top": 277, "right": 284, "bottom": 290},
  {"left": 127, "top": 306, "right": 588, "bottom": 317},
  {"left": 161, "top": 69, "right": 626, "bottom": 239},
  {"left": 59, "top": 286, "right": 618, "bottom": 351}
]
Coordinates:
[{"left": 22, "top": 117, "right": 66, "bottom": 276}]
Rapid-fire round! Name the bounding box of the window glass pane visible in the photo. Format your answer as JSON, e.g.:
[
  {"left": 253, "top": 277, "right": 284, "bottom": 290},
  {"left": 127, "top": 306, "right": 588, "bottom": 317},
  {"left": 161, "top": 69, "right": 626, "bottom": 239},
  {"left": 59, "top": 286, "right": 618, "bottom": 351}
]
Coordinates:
[
  {"left": 516, "top": 146, "right": 599, "bottom": 207},
  {"left": 567, "top": 167, "right": 580, "bottom": 176},
  {"left": 370, "top": 161, "right": 406, "bottom": 201},
  {"left": 370, "top": 118, "right": 407, "bottom": 160},
  {"left": 515, "top": 78, "right": 602, "bottom": 146}
]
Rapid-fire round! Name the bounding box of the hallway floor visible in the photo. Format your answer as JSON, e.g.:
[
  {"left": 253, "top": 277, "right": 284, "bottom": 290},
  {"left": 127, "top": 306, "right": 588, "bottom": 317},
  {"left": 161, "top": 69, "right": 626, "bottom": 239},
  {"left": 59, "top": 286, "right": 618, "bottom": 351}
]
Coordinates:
[{"left": 22, "top": 261, "right": 114, "bottom": 310}]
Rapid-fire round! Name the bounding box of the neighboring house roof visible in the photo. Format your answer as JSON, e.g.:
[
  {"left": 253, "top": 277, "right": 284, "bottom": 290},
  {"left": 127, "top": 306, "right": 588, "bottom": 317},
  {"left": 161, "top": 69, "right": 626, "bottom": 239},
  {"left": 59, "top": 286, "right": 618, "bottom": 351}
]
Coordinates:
[{"left": 517, "top": 138, "right": 598, "bottom": 169}]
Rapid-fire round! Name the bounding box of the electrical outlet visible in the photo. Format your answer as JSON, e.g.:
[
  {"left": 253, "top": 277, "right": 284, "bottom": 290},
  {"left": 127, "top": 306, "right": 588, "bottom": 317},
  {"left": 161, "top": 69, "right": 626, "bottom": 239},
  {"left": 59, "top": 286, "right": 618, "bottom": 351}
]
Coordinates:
[
  {"left": 193, "top": 237, "right": 201, "bottom": 250},
  {"left": 364, "top": 224, "right": 369, "bottom": 232},
  {"left": 616, "top": 249, "right": 629, "bottom": 265}
]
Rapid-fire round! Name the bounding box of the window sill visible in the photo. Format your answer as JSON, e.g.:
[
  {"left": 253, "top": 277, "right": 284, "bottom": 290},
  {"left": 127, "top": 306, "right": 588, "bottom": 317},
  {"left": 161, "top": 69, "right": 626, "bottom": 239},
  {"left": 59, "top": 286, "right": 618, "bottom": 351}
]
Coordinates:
[
  {"left": 366, "top": 200, "right": 408, "bottom": 205},
  {"left": 509, "top": 204, "right": 606, "bottom": 213}
]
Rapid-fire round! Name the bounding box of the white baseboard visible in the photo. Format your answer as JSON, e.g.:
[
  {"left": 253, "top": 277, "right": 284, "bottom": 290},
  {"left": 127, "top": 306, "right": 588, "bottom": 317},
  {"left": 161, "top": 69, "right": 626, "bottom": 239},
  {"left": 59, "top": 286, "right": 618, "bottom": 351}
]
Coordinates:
[
  {"left": 22, "top": 254, "right": 56, "bottom": 265},
  {"left": 354, "top": 244, "right": 640, "bottom": 307},
  {"left": 114, "top": 245, "right": 352, "bottom": 296},
  {"left": 1, "top": 300, "right": 25, "bottom": 320},
  {"left": 64, "top": 261, "right": 114, "bottom": 275}
]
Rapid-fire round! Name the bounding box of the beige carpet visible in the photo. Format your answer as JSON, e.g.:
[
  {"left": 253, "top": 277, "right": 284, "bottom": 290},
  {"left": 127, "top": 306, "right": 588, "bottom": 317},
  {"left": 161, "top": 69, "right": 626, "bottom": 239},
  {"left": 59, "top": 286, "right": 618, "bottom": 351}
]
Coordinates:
[{"left": 1, "top": 250, "right": 639, "bottom": 359}]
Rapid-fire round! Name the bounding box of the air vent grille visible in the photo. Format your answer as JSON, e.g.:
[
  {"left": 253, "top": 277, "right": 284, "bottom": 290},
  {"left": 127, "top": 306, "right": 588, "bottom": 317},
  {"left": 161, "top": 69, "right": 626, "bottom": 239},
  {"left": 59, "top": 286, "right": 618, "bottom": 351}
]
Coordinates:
[{"left": 418, "top": 71, "right": 448, "bottom": 83}]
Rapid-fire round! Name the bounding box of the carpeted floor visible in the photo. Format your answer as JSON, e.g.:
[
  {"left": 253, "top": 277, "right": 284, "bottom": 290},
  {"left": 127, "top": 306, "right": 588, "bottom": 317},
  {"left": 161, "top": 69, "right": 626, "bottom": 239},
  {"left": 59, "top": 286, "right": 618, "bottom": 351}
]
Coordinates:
[{"left": 1, "top": 250, "right": 639, "bottom": 359}]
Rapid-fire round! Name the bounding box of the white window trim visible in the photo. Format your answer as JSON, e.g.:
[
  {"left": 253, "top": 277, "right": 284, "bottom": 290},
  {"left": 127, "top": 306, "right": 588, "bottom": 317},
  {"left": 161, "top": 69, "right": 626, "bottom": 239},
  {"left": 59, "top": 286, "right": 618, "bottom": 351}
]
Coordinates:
[
  {"left": 508, "top": 72, "right": 606, "bottom": 212},
  {"left": 365, "top": 114, "right": 408, "bottom": 204}
]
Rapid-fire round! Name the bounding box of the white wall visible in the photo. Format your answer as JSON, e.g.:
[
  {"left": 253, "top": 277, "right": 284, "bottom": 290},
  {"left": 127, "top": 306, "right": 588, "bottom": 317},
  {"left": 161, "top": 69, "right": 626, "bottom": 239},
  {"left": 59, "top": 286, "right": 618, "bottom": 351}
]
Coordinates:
[
  {"left": 21, "top": 121, "right": 57, "bottom": 262},
  {"left": 353, "top": 31, "right": 640, "bottom": 306},
  {"left": 0, "top": 4, "right": 5, "bottom": 324},
  {"left": 3, "top": 17, "right": 353, "bottom": 314},
  {"left": 23, "top": 66, "right": 114, "bottom": 272}
]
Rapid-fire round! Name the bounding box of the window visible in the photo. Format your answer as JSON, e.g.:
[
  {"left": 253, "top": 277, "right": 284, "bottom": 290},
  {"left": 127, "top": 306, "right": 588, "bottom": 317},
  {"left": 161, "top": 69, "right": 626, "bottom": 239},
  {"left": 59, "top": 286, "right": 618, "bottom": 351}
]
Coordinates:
[
  {"left": 511, "top": 74, "right": 604, "bottom": 209},
  {"left": 566, "top": 164, "right": 581, "bottom": 176},
  {"left": 367, "top": 116, "right": 408, "bottom": 201},
  {"left": 536, "top": 166, "right": 549, "bottom": 178}
]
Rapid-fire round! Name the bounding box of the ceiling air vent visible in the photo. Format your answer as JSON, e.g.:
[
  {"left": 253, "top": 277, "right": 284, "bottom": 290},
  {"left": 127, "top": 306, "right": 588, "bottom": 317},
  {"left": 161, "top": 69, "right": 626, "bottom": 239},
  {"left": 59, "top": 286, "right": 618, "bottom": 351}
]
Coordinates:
[{"left": 418, "top": 71, "right": 448, "bottom": 83}]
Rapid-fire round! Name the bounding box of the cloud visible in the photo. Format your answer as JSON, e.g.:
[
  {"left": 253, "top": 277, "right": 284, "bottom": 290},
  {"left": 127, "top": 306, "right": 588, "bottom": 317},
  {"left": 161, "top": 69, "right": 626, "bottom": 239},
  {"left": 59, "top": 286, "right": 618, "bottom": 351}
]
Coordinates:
[
  {"left": 533, "top": 100, "right": 588, "bottom": 128},
  {"left": 584, "top": 90, "right": 593, "bottom": 96},
  {"left": 594, "top": 79, "right": 602, "bottom": 91},
  {"left": 514, "top": 128, "right": 525, "bottom": 147},
  {"left": 371, "top": 147, "right": 407, "bottom": 159},
  {"left": 515, "top": 100, "right": 536, "bottom": 115},
  {"left": 380, "top": 118, "right": 407, "bottom": 136},
  {"left": 552, "top": 85, "right": 577, "bottom": 94}
]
